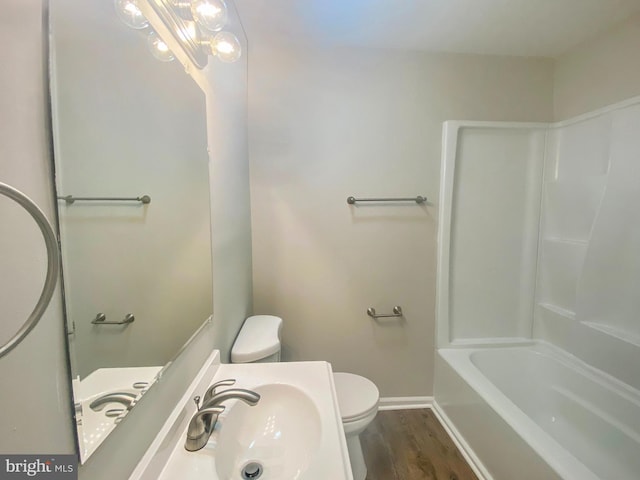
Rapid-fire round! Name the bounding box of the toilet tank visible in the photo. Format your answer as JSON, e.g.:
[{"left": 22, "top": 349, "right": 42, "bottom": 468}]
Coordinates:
[{"left": 231, "top": 315, "right": 283, "bottom": 363}]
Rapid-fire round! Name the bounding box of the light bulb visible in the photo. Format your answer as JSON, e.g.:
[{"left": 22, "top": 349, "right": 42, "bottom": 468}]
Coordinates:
[
  {"left": 190, "top": 0, "right": 228, "bottom": 32},
  {"left": 147, "top": 31, "right": 175, "bottom": 62},
  {"left": 210, "top": 31, "right": 241, "bottom": 63},
  {"left": 178, "top": 21, "right": 200, "bottom": 44},
  {"left": 114, "top": 0, "right": 149, "bottom": 30}
]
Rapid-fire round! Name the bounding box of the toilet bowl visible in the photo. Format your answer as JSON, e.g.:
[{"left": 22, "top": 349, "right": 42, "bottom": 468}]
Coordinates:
[
  {"left": 333, "top": 372, "right": 379, "bottom": 480},
  {"left": 231, "top": 315, "right": 379, "bottom": 480}
]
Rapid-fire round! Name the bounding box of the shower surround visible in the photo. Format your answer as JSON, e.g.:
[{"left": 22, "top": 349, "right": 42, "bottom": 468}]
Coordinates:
[{"left": 433, "top": 97, "right": 640, "bottom": 480}]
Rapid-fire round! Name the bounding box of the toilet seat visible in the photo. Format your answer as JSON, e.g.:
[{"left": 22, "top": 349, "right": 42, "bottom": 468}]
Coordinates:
[
  {"left": 343, "top": 403, "right": 378, "bottom": 423},
  {"left": 333, "top": 372, "right": 379, "bottom": 423}
]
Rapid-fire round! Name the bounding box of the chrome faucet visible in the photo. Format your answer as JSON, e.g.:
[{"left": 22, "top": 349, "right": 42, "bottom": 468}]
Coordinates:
[{"left": 184, "top": 380, "right": 260, "bottom": 452}]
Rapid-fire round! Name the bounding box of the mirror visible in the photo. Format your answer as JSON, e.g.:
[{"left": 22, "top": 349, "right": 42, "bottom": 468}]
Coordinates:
[{"left": 49, "top": 0, "right": 212, "bottom": 462}]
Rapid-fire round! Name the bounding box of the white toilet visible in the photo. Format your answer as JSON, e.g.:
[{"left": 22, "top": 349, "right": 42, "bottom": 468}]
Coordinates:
[
  {"left": 331, "top": 372, "right": 379, "bottom": 480},
  {"left": 231, "top": 315, "right": 379, "bottom": 480}
]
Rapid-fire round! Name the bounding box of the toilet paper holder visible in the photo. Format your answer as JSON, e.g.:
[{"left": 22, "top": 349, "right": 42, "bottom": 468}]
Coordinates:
[{"left": 367, "top": 306, "right": 403, "bottom": 319}]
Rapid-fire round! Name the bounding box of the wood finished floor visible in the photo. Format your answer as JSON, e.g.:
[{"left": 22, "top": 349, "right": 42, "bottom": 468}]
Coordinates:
[{"left": 361, "top": 409, "right": 478, "bottom": 480}]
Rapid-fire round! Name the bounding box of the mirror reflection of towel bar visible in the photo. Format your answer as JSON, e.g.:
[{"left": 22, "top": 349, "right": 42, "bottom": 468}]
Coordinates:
[
  {"left": 91, "top": 313, "right": 135, "bottom": 325},
  {"left": 58, "top": 195, "right": 151, "bottom": 205},
  {"left": 367, "top": 306, "right": 403, "bottom": 319}
]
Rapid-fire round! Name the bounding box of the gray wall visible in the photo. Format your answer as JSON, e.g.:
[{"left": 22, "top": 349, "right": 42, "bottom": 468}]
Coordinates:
[
  {"left": 206, "top": 37, "right": 253, "bottom": 364},
  {"left": 554, "top": 13, "right": 640, "bottom": 120},
  {"left": 248, "top": 45, "right": 554, "bottom": 397},
  {"left": 0, "top": 0, "right": 75, "bottom": 454}
]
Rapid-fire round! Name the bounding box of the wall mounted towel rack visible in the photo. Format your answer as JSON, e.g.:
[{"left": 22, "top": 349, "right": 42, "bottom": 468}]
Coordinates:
[
  {"left": 91, "top": 313, "right": 135, "bottom": 325},
  {"left": 347, "top": 196, "right": 426, "bottom": 205},
  {"left": 58, "top": 194, "right": 151, "bottom": 205},
  {"left": 0, "top": 182, "right": 60, "bottom": 359},
  {"left": 367, "top": 306, "right": 403, "bottom": 319}
]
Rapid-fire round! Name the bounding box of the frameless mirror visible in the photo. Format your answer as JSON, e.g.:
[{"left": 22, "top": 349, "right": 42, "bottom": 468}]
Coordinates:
[{"left": 49, "top": 0, "right": 212, "bottom": 462}]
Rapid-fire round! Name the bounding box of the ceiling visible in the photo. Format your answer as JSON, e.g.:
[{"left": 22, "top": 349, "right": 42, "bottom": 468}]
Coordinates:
[{"left": 233, "top": 0, "right": 640, "bottom": 57}]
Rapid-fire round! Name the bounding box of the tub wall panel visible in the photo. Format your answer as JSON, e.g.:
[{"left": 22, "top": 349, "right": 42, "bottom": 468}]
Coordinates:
[
  {"left": 535, "top": 100, "right": 640, "bottom": 390},
  {"left": 448, "top": 127, "right": 545, "bottom": 342},
  {"left": 576, "top": 104, "right": 640, "bottom": 341},
  {"left": 434, "top": 353, "right": 561, "bottom": 480}
]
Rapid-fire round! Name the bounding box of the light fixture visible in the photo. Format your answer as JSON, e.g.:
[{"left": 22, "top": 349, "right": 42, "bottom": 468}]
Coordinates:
[
  {"left": 189, "top": 0, "right": 228, "bottom": 32},
  {"left": 147, "top": 31, "right": 176, "bottom": 62},
  {"left": 114, "top": 0, "right": 150, "bottom": 29},
  {"left": 114, "top": 0, "right": 242, "bottom": 69},
  {"left": 148, "top": 0, "right": 241, "bottom": 68},
  {"left": 115, "top": 0, "right": 176, "bottom": 63},
  {"left": 207, "top": 31, "right": 241, "bottom": 63}
]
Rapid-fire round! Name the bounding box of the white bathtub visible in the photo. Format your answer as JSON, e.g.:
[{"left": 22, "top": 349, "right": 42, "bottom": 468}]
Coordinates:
[{"left": 434, "top": 342, "right": 640, "bottom": 480}]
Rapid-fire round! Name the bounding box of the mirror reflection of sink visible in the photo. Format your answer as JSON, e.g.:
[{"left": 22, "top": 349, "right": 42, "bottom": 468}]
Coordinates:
[
  {"left": 74, "top": 366, "right": 160, "bottom": 461},
  {"left": 214, "top": 384, "right": 321, "bottom": 480}
]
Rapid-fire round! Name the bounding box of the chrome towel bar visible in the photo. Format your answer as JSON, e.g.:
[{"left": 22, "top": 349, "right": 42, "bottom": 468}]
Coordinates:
[
  {"left": 347, "top": 196, "right": 426, "bottom": 205},
  {"left": 0, "top": 182, "right": 60, "bottom": 359},
  {"left": 58, "top": 194, "right": 151, "bottom": 204},
  {"left": 367, "top": 306, "right": 403, "bottom": 319}
]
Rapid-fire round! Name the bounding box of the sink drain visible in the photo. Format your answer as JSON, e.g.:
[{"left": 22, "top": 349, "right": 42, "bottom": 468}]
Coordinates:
[{"left": 241, "top": 461, "right": 263, "bottom": 479}]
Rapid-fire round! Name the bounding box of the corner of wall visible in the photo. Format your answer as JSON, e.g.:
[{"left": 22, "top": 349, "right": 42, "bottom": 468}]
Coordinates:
[
  {"left": 203, "top": 1, "right": 252, "bottom": 363},
  {"left": 553, "top": 13, "right": 640, "bottom": 120}
]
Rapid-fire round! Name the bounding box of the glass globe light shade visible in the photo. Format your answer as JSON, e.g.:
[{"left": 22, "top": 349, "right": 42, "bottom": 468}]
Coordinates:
[
  {"left": 114, "top": 0, "right": 149, "bottom": 29},
  {"left": 210, "top": 31, "right": 241, "bottom": 63},
  {"left": 147, "top": 31, "right": 175, "bottom": 62},
  {"left": 191, "top": 0, "right": 228, "bottom": 32}
]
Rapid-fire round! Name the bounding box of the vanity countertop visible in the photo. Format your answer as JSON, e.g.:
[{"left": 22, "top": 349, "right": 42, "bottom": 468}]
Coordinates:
[{"left": 130, "top": 354, "right": 353, "bottom": 480}]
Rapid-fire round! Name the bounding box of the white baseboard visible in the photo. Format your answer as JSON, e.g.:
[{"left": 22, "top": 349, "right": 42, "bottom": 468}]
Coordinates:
[
  {"left": 378, "top": 396, "right": 433, "bottom": 410},
  {"left": 431, "top": 401, "right": 492, "bottom": 480}
]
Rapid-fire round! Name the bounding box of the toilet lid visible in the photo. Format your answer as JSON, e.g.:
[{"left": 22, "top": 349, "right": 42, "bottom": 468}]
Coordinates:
[
  {"left": 231, "top": 315, "right": 282, "bottom": 363},
  {"left": 333, "top": 372, "right": 379, "bottom": 422}
]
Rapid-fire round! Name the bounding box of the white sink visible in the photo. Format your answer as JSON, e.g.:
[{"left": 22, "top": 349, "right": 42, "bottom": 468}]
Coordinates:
[
  {"left": 214, "top": 384, "right": 322, "bottom": 479},
  {"left": 134, "top": 359, "right": 353, "bottom": 480}
]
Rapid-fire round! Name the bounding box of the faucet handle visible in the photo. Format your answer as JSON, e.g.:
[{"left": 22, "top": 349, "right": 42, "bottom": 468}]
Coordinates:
[
  {"left": 193, "top": 396, "right": 201, "bottom": 411},
  {"left": 211, "top": 379, "right": 236, "bottom": 391},
  {"left": 203, "top": 379, "right": 236, "bottom": 404}
]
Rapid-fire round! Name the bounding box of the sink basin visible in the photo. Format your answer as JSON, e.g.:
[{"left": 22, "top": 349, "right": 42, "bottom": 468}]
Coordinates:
[
  {"left": 214, "top": 384, "right": 322, "bottom": 479},
  {"left": 139, "top": 360, "right": 353, "bottom": 480}
]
